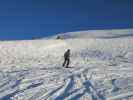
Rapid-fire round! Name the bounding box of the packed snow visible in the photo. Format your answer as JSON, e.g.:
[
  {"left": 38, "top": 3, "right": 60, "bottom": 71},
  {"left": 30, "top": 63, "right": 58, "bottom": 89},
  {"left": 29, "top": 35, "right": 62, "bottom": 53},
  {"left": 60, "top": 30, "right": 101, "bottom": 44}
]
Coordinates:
[{"left": 0, "top": 29, "right": 133, "bottom": 100}]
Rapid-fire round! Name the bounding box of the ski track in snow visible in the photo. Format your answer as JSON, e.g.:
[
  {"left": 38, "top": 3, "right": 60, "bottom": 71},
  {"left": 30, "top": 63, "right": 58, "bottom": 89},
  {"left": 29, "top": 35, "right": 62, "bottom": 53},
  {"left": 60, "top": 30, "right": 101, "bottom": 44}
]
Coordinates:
[{"left": 0, "top": 30, "right": 133, "bottom": 100}]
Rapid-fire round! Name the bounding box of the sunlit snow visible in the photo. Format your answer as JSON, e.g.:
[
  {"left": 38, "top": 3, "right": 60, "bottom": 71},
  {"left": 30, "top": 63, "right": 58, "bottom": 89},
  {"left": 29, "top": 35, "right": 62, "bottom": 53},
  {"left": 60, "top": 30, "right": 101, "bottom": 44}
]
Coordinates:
[{"left": 0, "top": 29, "right": 133, "bottom": 100}]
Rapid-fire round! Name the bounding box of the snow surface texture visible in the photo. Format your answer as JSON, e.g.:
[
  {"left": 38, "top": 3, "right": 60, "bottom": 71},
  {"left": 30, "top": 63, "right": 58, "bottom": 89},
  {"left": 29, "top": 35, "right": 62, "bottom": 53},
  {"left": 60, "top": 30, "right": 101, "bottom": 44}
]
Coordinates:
[{"left": 0, "top": 29, "right": 133, "bottom": 100}]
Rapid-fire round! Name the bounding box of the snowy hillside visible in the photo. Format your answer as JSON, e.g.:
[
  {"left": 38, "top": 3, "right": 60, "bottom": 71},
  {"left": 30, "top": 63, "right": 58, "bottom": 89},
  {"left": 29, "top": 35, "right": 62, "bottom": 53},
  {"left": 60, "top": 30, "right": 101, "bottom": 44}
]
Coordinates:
[
  {"left": 0, "top": 29, "right": 133, "bottom": 100},
  {"left": 52, "top": 29, "right": 133, "bottom": 39}
]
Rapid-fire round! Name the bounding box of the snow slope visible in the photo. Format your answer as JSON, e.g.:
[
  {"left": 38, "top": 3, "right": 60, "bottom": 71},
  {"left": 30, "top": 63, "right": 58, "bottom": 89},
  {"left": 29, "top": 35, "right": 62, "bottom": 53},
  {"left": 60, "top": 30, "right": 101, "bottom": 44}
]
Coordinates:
[
  {"left": 51, "top": 29, "right": 133, "bottom": 39},
  {"left": 0, "top": 29, "right": 133, "bottom": 100}
]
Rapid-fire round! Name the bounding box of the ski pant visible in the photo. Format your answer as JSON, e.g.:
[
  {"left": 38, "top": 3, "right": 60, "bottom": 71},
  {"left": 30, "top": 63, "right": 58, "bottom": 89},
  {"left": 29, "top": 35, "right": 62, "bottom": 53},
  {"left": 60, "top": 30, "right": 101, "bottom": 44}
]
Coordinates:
[{"left": 63, "top": 58, "right": 70, "bottom": 67}]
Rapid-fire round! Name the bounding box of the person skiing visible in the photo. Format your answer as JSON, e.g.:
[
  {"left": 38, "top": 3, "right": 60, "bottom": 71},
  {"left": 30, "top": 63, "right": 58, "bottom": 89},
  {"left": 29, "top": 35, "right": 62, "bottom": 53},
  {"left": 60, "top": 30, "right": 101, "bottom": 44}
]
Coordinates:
[{"left": 62, "top": 49, "right": 70, "bottom": 68}]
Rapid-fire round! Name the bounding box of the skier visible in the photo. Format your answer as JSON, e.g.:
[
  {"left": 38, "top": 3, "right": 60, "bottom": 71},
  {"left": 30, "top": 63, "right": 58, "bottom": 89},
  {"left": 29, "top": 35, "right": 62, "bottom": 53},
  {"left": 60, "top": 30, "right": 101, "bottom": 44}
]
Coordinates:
[{"left": 62, "top": 49, "right": 70, "bottom": 68}]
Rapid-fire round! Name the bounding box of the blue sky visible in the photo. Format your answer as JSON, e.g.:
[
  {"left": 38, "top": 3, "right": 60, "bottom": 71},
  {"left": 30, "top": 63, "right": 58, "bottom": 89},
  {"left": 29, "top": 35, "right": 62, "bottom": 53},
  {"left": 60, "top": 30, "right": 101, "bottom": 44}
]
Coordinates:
[{"left": 0, "top": 0, "right": 133, "bottom": 40}]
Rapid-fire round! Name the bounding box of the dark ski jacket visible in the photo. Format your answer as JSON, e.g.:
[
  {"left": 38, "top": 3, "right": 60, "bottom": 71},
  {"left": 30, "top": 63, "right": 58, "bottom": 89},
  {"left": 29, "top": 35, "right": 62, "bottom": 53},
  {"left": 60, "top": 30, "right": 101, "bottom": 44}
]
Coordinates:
[{"left": 64, "top": 50, "right": 70, "bottom": 60}]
